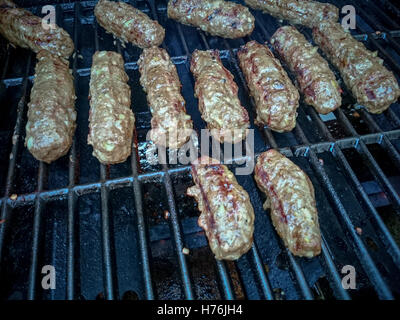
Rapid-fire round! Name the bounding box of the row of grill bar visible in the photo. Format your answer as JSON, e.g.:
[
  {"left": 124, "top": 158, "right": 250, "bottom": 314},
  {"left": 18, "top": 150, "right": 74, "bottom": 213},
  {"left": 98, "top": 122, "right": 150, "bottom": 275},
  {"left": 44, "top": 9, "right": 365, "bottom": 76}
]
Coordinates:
[{"left": 0, "top": 0, "right": 399, "bottom": 300}]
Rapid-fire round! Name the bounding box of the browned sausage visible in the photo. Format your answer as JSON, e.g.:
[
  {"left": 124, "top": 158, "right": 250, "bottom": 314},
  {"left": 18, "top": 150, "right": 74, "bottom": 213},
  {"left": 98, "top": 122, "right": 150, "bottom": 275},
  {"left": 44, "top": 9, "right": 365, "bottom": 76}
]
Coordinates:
[
  {"left": 0, "top": 0, "right": 74, "bottom": 58},
  {"left": 190, "top": 49, "right": 249, "bottom": 144},
  {"left": 313, "top": 21, "right": 400, "bottom": 114},
  {"left": 167, "top": 0, "right": 255, "bottom": 39},
  {"left": 88, "top": 51, "right": 135, "bottom": 164},
  {"left": 187, "top": 156, "right": 255, "bottom": 260},
  {"left": 237, "top": 40, "right": 299, "bottom": 132},
  {"left": 271, "top": 26, "right": 342, "bottom": 114},
  {"left": 94, "top": 0, "right": 165, "bottom": 49},
  {"left": 138, "top": 47, "right": 193, "bottom": 149},
  {"left": 254, "top": 149, "right": 321, "bottom": 257},
  {"left": 25, "top": 50, "right": 76, "bottom": 163},
  {"left": 244, "top": 0, "right": 339, "bottom": 28}
]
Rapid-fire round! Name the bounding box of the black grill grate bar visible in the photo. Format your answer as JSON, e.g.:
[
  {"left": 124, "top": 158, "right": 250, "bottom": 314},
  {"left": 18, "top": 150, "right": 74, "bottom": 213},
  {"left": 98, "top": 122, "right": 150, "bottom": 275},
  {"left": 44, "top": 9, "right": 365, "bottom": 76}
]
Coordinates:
[
  {"left": 129, "top": 142, "right": 155, "bottom": 299},
  {"left": 304, "top": 106, "right": 400, "bottom": 267},
  {"left": 320, "top": 237, "right": 351, "bottom": 300},
  {"left": 66, "top": 1, "right": 80, "bottom": 300},
  {"left": 249, "top": 245, "right": 274, "bottom": 300},
  {"left": 27, "top": 161, "right": 46, "bottom": 299},
  {"left": 0, "top": 53, "right": 33, "bottom": 271},
  {"left": 94, "top": 21, "right": 116, "bottom": 300},
  {"left": 161, "top": 163, "right": 195, "bottom": 299}
]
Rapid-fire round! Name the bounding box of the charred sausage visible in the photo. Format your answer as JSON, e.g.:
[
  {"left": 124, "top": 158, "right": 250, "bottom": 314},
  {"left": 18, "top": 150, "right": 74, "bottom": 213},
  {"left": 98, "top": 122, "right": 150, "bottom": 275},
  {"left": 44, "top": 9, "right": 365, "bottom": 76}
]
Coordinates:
[
  {"left": 0, "top": 0, "right": 74, "bottom": 58},
  {"left": 167, "top": 0, "right": 255, "bottom": 39},
  {"left": 187, "top": 156, "right": 255, "bottom": 260},
  {"left": 88, "top": 51, "right": 135, "bottom": 164},
  {"left": 313, "top": 21, "right": 400, "bottom": 114},
  {"left": 138, "top": 47, "right": 193, "bottom": 149},
  {"left": 94, "top": 0, "right": 165, "bottom": 49},
  {"left": 190, "top": 49, "right": 249, "bottom": 144},
  {"left": 25, "top": 50, "right": 76, "bottom": 163},
  {"left": 254, "top": 149, "right": 321, "bottom": 257},
  {"left": 237, "top": 40, "right": 299, "bottom": 132},
  {"left": 244, "top": 0, "right": 338, "bottom": 28},
  {"left": 271, "top": 26, "right": 342, "bottom": 114}
]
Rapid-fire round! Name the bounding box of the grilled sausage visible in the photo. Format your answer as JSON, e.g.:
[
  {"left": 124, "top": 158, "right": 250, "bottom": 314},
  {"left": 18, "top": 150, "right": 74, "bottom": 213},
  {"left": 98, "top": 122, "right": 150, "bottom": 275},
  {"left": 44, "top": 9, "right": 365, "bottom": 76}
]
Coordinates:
[
  {"left": 237, "top": 40, "right": 299, "bottom": 132},
  {"left": 271, "top": 26, "right": 342, "bottom": 114},
  {"left": 138, "top": 47, "right": 193, "bottom": 149},
  {"left": 313, "top": 21, "right": 400, "bottom": 114},
  {"left": 94, "top": 0, "right": 165, "bottom": 49},
  {"left": 190, "top": 49, "right": 249, "bottom": 144},
  {"left": 25, "top": 50, "right": 76, "bottom": 163},
  {"left": 88, "top": 51, "right": 135, "bottom": 164},
  {"left": 254, "top": 149, "right": 321, "bottom": 257},
  {"left": 187, "top": 156, "right": 255, "bottom": 260},
  {"left": 244, "top": 0, "right": 338, "bottom": 29},
  {"left": 0, "top": 0, "right": 74, "bottom": 58},
  {"left": 167, "top": 0, "right": 255, "bottom": 39}
]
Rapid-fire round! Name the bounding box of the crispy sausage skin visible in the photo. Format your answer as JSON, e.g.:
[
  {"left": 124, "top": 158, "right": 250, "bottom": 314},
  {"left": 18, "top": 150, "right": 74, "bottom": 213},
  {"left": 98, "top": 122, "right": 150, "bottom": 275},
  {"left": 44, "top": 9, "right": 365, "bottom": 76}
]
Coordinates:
[
  {"left": 244, "top": 0, "right": 338, "bottom": 28},
  {"left": 187, "top": 156, "right": 255, "bottom": 260},
  {"left": 94, "top": 0, "right": 165, "bottom": 49},
  {"left": 313, "top": 21, "right": 400, "bottom": 114},
  {"left": 25, "top": 50, "right": 76, "bottom": 163},
  {"left": 167, "top": 0, "right": 255, "bottom": 39},
  {"left": 88, "top": 51, "right": 135, "bottom": 164},
  {"left": 190, "top": 49, "right": 249, "bottom": 144},
  {"left": 237, "top": 40, "right": 299, "bottom": 132},
  {"left": 138, "top": 47, "right": 193, "bottom": 149},
  {"left": 0, "top": 0, "right": 74, "bottom": 58},
  {"left": 271, "top": 26, "right": 342, "bottom": 114},
  {"left": 254, "top": 149, "right": 321, "bottom": 257}
]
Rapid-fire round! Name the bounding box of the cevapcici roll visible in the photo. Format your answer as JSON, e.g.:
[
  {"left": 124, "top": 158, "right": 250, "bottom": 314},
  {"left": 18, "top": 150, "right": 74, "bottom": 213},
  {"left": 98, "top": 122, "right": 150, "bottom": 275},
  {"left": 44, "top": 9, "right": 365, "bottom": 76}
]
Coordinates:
[
  {"left": 313, "top": 21, "right": 400, "bottom": 114},
  {"left": 167, "top": 0, "right": 255, "bottom": 39},
  {"left": 25, "top": 50, "right": 76, "bottom": 163},
  {"left": 94, "top": 0, "right": 165, "bottom": 49},
  {"left": 237, "top": 40, "right": 299, "bottom": 132},
  {"left": 187, "top": 156, "right": 255, "bottom": 260},
  {"left": 244, "top": 0, "right": 338, "bottom": 28},
  {"left": 254, "top": 149, "right": 321, "bottom": 257},
  {"left": 0, "top": 0, "right": 74, "bottom": 58},
  {"left": 138, "top": 47, "right": 193, "bottom": 149},
  {"left": 190, "top": 49, "right": 249, "bottom": 144},
  {"left": 271, "top": 26, "right": 342, "bottom": 114},
  {"left": 88, "top": 51, "right": 135, "bottom": 164}
]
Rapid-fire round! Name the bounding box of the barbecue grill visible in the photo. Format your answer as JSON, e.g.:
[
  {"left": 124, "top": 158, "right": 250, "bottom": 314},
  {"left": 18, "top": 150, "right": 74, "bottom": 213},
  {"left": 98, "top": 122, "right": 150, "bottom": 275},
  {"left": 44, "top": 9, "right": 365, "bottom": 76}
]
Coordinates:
[{"left": 0, "top": 0, "right": 400, "bottom": 301}]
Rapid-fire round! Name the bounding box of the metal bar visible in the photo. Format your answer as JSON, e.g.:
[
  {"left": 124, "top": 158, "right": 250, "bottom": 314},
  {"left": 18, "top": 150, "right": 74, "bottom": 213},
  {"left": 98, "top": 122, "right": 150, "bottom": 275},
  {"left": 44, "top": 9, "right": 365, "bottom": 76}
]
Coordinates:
[
  {"left": 27, "top": 162, "right": 46, "bottom": 300},
  {"left": 162, "top": 163, "right": 195, "bottom": 299},
  {"left": 250, "top": 245, "right": 274, "bottom": 300},
  {"left": 319, "top": 237, "right": 351, "bottom": 300},
  {"left": 216, "top": 260, "right": 235, "bottom": 300},
  {"left": 65, "top": 1, "right": 82, "bottom": 300},
  {"left": 0, "top": 53, "right": 32, "bottom": 272}
]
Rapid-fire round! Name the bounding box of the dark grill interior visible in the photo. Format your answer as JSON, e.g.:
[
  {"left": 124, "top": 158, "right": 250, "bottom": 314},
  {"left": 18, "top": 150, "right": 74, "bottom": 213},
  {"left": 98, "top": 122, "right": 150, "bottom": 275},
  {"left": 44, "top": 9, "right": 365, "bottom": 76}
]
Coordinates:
[{"left": 1, "top": 0, "right": 400, "bottom": 300}]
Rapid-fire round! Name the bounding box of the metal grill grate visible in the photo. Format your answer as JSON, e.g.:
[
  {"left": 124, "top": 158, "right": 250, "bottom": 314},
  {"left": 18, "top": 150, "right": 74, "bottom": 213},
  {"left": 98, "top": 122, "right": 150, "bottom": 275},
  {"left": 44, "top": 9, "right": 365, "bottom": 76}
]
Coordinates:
[{"left": 0, "top": 0, "right": 400, "bottom": 300}]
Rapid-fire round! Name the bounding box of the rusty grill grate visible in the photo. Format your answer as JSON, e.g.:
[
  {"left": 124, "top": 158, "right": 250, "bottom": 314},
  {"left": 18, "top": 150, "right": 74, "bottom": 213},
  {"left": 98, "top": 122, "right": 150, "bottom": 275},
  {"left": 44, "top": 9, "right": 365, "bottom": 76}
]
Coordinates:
[{"left": 0, "top": 0, "right": 400, "bottom": 300}]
